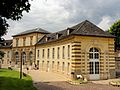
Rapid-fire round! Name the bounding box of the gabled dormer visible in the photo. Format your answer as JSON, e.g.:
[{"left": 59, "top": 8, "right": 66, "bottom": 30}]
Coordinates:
[
  {"left": 67, "top": 28, "right": 74, "bottom": 35},
  {"left": 56, "top": 33, "right": 62, "bottom": 39},
  {"left": 46, "top": 36, "right": 51, "bottom": 42}
]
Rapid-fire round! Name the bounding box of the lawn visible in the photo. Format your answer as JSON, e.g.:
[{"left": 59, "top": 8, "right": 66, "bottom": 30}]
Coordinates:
[{"left": 0, "top": 68, "right": 37, "bottom": 90}]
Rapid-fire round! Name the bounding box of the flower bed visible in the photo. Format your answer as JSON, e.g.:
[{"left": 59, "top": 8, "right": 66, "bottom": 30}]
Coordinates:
[
  {"left": 68, "top": 79, "right": 88, "bottom": 85},
  {"left": 109, "top": 81, "right": 120, "bottom": 87}
]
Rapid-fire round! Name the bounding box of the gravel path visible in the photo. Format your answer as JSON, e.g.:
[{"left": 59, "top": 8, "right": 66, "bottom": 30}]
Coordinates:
[
  {"left": 21, "top": 69, "right": 120, "bottom": 90},
  {"left": 34, "top": 81, "right": 120, "bottom": 90}
]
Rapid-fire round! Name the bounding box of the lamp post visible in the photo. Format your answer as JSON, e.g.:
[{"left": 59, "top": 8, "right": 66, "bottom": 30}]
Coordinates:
[{"left": 20, "top": 53, "right": 22, "bottom": 79}]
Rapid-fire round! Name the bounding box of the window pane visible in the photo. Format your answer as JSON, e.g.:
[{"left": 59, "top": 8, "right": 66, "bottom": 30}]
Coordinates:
[
  {"left": 89, "top": 48, "right": 93, "bottom": 52},
  {"left": 95, "top": 62, "right": 99, "bottom": 74},
  {"left": 89, "top": 53, "right": 93, "bottom": 59},
  {"left": 95, "top": 53, "right": 99, "bottom": 59},
  {"left": 89, "top": 62, "right": 94, "bottom": 74},
  {"left": 94, "top": 48, "right": 99, "bottom": 52}
]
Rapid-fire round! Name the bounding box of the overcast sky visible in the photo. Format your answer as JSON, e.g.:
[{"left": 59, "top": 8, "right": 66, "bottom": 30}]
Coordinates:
[{"left": 3, "top": 0, "right": 120, "bottom": 39}]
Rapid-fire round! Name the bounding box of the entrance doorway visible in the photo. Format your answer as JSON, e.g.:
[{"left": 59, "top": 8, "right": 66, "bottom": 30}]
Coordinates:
[{"left": 89, "top": 48, "right": 100, "bottom": 80}]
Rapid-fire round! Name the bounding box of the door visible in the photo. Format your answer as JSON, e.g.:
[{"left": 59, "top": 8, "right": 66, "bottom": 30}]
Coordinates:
[{"left": 89, "top": 48, "right": 100, "bottom": 80}]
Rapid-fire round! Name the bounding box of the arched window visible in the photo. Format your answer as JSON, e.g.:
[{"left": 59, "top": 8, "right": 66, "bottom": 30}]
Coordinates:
[
  {"left": 22, "top": 52, "right": 26, "bottom": 65},
  {"left": 29, "top": 52, "right": 33, "bottom": 66},
  {"left": 89, "top": 48, "right": 99, "bottom": 59},
  {"left": 15, "top": 52, "right": 19, "bottom": 64}
]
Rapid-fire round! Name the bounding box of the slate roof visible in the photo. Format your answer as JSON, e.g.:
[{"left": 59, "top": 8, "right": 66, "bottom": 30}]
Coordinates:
[
  {"left": 0, "top": 40, "right": 12, "bottom": 48},
  {"left": 12, "top": 28, "right": 50, "bottom": 37},
  {"left": 37, "top": 20, "right": 115, "bottom": 45}
]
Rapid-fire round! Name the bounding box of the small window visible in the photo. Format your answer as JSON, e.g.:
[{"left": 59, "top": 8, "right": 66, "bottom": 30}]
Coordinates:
[
  {"left": 68, "top": 45, "right": 70, "bottom": 59},
  {"left": 62, "top": 62, "right": 65, "bottom": 71},
  {"left": 23, "top": 37, "right": 26, "bottom": 46},
  {"left": 67, "top": 63, "right": 70, "bottom": 73},
  {"left": 52, "top": 61, "right": 54, "bottom": 69},
  {"left": 29, "top": 52, "right": 33, "bottom": 66},
  {"left": 42, "top": 61, "right": 44, "bottom": 69},
  {"left": 15, "top": 52, "right": 19, "bottom": 64},
  {"left": 37, "top": 50, "right": 39, "bottom": 58},
  {"left": 52, "top": 48, "right": 55, "bottom": 59},
  {"left": 16, "top": 39, "right": 19, "bottom": 47},
  {"left": 42, "top": 49, "right": 45, "bottom": 58},
  {"left": 30, "top": 36, "right": 33, "bottom": 45},
  {"left": 7, "top": 51, "right": 9, "bottom": 58},
  {"left": 62, "top": 46, "right": 65, "bottom": 59},
  {"left": 47, "top": 49, "right": 50, "bottom": 59},
  {"left": 57, "top": 47, "right": 60, "bottom": 59}
]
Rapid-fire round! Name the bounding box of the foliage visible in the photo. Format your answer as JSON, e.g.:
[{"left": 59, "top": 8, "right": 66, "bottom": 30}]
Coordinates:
[
  {"left": 0, "top": 68, "right": 37, "bottom": 90},
  {"left": 0, "top": 0, "right": 31, "bottom": 39},
  {"left": 109, "top": 20, "right": 120, "bottom": 50}
]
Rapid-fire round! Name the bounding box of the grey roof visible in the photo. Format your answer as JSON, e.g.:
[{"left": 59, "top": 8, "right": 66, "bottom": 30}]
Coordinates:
[
  {"left": 0, "top": 40, "right": 12, "bottom": 48},
  {"left": 37, "top": 20, "right": 115, "bottom": 45},
  {"left": 13, "top": 28, "right": 50, "bottom": 37}
]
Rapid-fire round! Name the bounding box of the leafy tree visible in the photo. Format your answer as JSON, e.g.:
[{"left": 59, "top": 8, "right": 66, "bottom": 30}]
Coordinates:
[
  {"left": 109, "top": 20, "right": 120, "bottom": 50},
  {"left": 0, "top": 0, "right": 31, "bottom": 58},
  {"left": 0, "top": 0, "right": 31, "bottom": 40}
]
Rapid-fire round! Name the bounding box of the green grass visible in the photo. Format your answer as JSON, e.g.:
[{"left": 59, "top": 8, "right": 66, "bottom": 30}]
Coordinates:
[{"left": 0, "top": 68, "right": 37, "bottom": 90}]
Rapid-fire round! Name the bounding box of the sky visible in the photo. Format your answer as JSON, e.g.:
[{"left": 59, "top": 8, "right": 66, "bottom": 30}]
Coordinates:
[{"left": 3, "top": 0, "right": 120, "bottom": 39}]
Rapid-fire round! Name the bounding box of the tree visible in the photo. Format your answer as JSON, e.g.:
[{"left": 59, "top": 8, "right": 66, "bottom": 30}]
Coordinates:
[
  {"left": 0, "top": 0, "right": 31, "bottom": 40},
  {"left": 109, "top": 20, "right": 120, "bottom": 50},
  {"left": 0, "top": 0, "right": 31, "bottom": 61}
]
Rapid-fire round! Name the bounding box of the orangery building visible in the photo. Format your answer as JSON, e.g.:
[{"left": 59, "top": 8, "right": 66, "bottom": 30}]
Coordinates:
[{"left": 0, "top": 20, "right": 116, "bottom": 80}]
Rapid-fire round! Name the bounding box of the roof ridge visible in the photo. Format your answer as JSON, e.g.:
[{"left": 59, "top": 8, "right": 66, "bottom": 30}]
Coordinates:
[{"left": 76, "top": 20, "right": 87, "bottom": 32}]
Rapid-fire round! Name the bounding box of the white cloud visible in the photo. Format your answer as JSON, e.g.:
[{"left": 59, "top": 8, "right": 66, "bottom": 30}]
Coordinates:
[
  {"left": 2, "top": 0, "right": 120, "bottom": 39},
  {"left": 98, "top": 16, "right": 113, "bottom": 31}
]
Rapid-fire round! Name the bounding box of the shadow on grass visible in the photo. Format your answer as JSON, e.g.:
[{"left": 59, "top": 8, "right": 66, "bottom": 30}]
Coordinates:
[
  {"left": 0, "top": 76, "right": 37, "bottom": 90},
  {"left": 0, "top": 68, "right": 7, "bottom": 72}
]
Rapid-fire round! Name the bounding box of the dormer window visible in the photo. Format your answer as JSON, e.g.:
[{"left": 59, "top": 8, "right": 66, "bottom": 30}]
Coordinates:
[
  {"left": 46, "top": 37, "right": 48, "bottom": 42},
  {"left": 67, "top": 28, "right": 74, "bottom": 35},
  {"left": 56, "top": 33, "right": 62, "bottom": 39},
  {"left": 46, "top": 37, "right": 50, "bottom": 42}
]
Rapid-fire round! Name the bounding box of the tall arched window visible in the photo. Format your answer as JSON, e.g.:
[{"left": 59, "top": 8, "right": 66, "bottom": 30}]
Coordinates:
[
  {"left": 15, "top": 52, "right": 19, "bottom": 64},
  {"left": 29, "top": 52, "right": 33, "bottom": 66},
  {"left": 22, "top": 52, "right": 26, "bottom": 65},
  {"left": 89, "top": 47, "right": 100, "bottom": 80}
]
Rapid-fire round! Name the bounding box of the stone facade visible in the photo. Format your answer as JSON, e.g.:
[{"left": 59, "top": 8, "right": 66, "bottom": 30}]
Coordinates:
[
  {"left": 12, "top": 31, "right": 47, "bottom": 68},
  {"left": 0, "top": 20, "right": 116, "bottom": 80},
  {"left": 36, "top": 35, "right": 115, "bottom": 80},
  {"left": 0, "top": 40, "right": 12, "bottom": 68}
]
